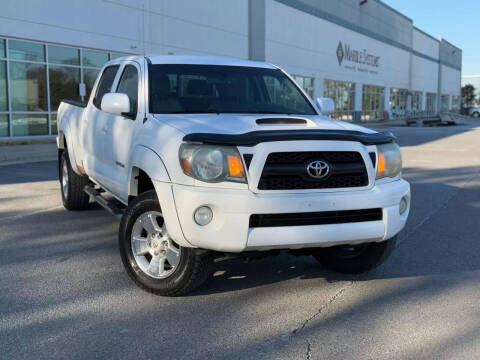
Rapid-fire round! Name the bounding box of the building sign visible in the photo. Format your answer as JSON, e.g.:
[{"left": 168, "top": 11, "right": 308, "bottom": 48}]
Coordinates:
[{"left": 336, "top": 41, "right": 380, "bottom": 74}]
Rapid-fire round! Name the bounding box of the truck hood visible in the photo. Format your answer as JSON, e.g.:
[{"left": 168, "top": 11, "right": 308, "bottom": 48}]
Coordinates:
[{"left": 153, "top": 113, "right": 376, "bottom": 135}]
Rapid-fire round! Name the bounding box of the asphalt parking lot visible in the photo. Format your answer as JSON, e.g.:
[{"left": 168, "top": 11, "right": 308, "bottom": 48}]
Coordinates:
[{"left": 1, "top": 122, "right": 480, "bottom": 359}]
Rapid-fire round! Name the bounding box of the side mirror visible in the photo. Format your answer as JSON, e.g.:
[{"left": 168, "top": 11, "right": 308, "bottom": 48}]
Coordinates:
[
  {"left": 316, "top": 97, "right": 335, "bottom": 115},
  {"left": 101, "top": 93, "right": 130, "bottom": 116}
]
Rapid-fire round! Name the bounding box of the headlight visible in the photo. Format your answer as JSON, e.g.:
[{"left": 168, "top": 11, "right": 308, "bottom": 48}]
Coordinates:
[
  {"left": 179, "top": 144, "right": 246, "bottom": 183},
  {"left": 376, "top": 142, "right": 402, "bottom": 179}
]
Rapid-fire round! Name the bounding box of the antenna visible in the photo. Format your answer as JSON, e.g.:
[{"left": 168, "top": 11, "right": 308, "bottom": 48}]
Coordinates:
[{"left": 142, "top": 3, "right": 146, "bottom": 55}]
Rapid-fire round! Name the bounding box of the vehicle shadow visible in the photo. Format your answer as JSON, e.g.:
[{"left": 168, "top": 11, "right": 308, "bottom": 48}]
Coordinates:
[{"left": 0, "top": 160, "right": 58, "bottom": 185}]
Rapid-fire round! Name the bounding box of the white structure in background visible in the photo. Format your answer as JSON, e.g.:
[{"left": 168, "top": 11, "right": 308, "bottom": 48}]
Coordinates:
[{"left": 0, "top": 0, "right": 462, "bottom": 138}]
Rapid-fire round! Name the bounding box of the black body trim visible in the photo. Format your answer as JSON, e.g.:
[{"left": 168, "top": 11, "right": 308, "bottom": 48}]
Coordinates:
[
  {"left": 183, "top": 130, "right": 395, "bottom": 146},
  {"left": 61, "top": 99, "right": 87, "bottom": 108},
  {"left": 256, "top": 117, "right": 307, "bottom": 125},
  {"left": 249, "top": 208, "right": 383, "bottom": 228},
  {"left": 146, "top": 57, "right": 153, "bottom": 114}
]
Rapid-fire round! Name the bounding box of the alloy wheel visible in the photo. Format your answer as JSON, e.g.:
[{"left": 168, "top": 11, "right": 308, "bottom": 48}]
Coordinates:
[{"left": 131, "top": 211, "right": 181, "bottom": 279}]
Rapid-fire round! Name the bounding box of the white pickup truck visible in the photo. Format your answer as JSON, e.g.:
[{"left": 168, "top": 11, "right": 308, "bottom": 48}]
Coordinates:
[{"left": 57, "top": 55, "right": 410, "bottom": 296}]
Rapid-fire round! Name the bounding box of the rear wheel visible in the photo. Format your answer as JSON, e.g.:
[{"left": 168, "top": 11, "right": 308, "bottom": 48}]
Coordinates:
[
  {"left": 119, "top": 190, "right": 213, "bottom": 296},
  {"left": 313, "top": 237, "right": 396, "bottom": 274},
  {"left": 60, "top": 150, "right": 90, "bottom": 210}
]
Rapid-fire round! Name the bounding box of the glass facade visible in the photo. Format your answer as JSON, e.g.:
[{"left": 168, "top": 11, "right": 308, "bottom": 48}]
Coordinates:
[
  {"left": 292, "top": 75, "right": 314, "bottom": 99},
  {"left": 0, "top": 36, "right": 129, "bottom": 137},
  {"left": 0, "top": 39, "right": 5, "bottom": 58},
  {"left": 0, "top": 60, "right": 7, "bottom": 111},
  {"left": 323, "top": 79, "right": 355, "bottom": 121},
  {"left": 48, "top": 45, "right": 80, "bottom": 66},
  {"left": 361, "top": 85, "right": 385, "bottom": 122},
  {"left": 389, "top": 88, "right": 408, "bottom": 119},
  {"left": 452, "top": 96, "right": 460, "bottom": 112},
  {"left": 426, "top": 93, "right": 437, "bottom": 115},
  {"left": 10, "top": 62, "right": 47, "bottom": 111},
  {"left": 12, "top": 113, "right": 48, "bottom": 136},
  {"left": 0, "top": 114, "right": 8, "bottom": 137},
  {"left": 411, "top": 91, "right": 422, "bottom": 115},
  {"left": 49, "top": 66, "right": 81, "bottom": 110},
  {"left": 441, "top": 95, "right": 450, "bottom": 112},
  {"left": 9, "top": 40, "right": 45, "bottom": 62}
]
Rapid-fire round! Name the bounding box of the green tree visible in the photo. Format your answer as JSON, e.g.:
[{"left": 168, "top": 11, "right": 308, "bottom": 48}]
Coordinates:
[{"left": 462, "top": 84, "right": 476, "bottom": 107}]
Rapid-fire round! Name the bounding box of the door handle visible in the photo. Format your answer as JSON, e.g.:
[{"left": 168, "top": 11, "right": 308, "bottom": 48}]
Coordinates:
[{"left": 101, "top": 127, "right": 108, "bottom": 133}]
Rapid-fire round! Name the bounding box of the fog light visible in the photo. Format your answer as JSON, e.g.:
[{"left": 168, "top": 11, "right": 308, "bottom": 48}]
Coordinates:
[
  {"left": 194, "top": 206, "right": 213, "bottom": 226},
  {"left": 399, "top": 196, "right": 408, "bottom": 215}
]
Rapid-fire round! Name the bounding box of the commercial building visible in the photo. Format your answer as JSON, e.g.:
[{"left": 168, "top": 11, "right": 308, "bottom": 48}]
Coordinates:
[{"left": 0, "top": 0, "right": 462, "bottom": 139}]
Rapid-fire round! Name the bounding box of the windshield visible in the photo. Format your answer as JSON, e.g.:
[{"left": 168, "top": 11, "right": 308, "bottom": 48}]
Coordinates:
[{"left": 149, "top": 64, "right": 316, "bottom": 115}]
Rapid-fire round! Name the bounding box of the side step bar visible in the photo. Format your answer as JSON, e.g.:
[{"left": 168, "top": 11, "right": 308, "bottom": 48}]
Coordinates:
[{"left": 84, "top": 185, "right": 124, "bottom": 220}]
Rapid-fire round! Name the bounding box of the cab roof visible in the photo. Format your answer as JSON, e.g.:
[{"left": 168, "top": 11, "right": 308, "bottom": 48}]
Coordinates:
[{"left": 110, "top": 55, "right": 277, "bottom": 69}]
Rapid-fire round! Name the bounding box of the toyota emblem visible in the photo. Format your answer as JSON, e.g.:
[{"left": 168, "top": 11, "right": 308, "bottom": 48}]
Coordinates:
[{"left": 306, "top": 160, "right": 330, "bottom": 179}]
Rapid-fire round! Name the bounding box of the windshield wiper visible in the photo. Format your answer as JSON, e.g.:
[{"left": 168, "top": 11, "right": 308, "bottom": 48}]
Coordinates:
[
  {"left": 168, "top": 109, "right": 220, "bottom": 114},
  {"left": 251, "top": 110, "right": 288, "bottom": 114}
]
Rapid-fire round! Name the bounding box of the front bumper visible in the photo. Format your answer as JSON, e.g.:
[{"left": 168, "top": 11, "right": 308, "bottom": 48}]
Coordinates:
[{"left": 153, "top": 179, "right": 410, "bottom": 252}]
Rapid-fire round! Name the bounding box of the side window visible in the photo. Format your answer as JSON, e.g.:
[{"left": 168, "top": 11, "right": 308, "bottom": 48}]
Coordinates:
[
  {"left": 116, "top": 65, "right": 138, "bottom": 114},
  {"left": 93, "top": 65, "right": 119, "bottom": 109}
]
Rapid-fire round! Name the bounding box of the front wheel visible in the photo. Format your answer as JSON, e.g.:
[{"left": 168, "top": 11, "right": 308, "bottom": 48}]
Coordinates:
[
  {"left": 472, "top": 111, "right": 480, "bottom": 118},
  {"left": 119, "top": 190, "right": 213, "bottom": 296},
  {"left": 313, "top": 237, "right": 396, "bottom": 274}
]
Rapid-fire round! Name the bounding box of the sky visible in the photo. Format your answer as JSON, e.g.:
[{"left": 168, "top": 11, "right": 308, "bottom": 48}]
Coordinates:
[{"left": 383, "top": 0, "right": 479, "bottom": 76}]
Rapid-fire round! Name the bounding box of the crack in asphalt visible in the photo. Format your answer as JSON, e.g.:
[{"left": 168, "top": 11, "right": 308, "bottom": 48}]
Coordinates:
[
  {"left": 292, "top": 281, "right": 354, "bottom": 335},
  {"left": 305, "top": 341, "right": 312, "bottom": 360}
]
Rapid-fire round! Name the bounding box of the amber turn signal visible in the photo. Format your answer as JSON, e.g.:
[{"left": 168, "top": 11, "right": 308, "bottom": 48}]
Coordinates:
[
  {"left": 377, "top": 152, "right": 386, "bottom": 175},
  {"left": 228, "top": 155, "right": 245, "bottom": 178}
]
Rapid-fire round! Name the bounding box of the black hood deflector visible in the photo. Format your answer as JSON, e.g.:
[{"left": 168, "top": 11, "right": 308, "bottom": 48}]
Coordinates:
[{"left": 183, "top": 130, "right": 395, "bottom": 146}]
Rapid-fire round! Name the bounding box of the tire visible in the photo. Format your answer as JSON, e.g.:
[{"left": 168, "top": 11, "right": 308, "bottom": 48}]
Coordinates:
[
  {"left": 312, "top": 237, "right": 397, "bottom": 274},
  {"left": 119, "top": 190, "right": 213, "bottom": 296},
  {"left": 472, "top": 112, "right": 480, "bottom": 118},
  {"left": 60, "top": 150, "right": 90, "bottom": 210}
]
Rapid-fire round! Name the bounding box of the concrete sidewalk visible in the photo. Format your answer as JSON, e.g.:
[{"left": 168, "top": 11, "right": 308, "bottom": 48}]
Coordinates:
[{"left": 0, "top": 142, "right": 57, "bottom": 166}]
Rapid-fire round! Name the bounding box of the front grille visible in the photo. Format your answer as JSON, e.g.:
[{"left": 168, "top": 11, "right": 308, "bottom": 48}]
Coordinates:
[
  {"left": 243, "top": 154, "right": 253, "bottom": 169},
  {"left": 249, "top": 208, "right": 382, "bottom": 228},
  {"left": 257, "top": 151, "right": 368, "bottom": 190}
]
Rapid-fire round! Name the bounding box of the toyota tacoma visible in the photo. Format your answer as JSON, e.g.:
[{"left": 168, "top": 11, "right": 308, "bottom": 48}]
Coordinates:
[{"left": 57, "top": 55, "right": 410, "bottom": 296}]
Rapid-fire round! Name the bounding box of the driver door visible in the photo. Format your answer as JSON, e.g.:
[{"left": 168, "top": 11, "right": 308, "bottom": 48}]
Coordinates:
[{"left": 102, "top": 61, "right": 143, "bottom": 201}]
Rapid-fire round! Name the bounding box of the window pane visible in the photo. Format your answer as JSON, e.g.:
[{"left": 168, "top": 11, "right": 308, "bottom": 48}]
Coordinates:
[
  {"left": 0, "top": 39, "right": 5, "bottom": 58},
  {"left": 12, "top": 114, "right": 48, "bottom": 136},
  {"left": 49, "top": 66, "right": 80, "bottom": 110},
  {"left": 93, "top": 65, "right": 119, "bottom": 108},
  {"left": 116, "top": 65, "right": 138, "bottom": 113},
  {"left": 51, "top": 113, "right": 57, "bottom": 135},
  {"left": 0, "top": 61, "right": 7, "bottom": 111},
  {"left": 110, "top": 52, "right": 126, "bottom": 60},
  {"left": 83, "top": 49, "right": 108, "bottom": 68},
  {"left": 83, "top": 68, "right": 100, "bottom": 101},
  {"left": 10, "top": 62, "right": 47, "bottom": 111},
  {"left": 0, "top": 114, "right": 8, "bottom": 137},
  {"left": 9, "top": 40, "right": 45, "bottom": 62},
  {"left": 48, "top": 45, "right": 79, "bottom": 65}
]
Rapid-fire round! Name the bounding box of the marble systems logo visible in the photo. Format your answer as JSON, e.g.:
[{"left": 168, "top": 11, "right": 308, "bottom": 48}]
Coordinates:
[
  {"left": 336, "top": 41, "right": 380, "bottom": 68},
  {"left": 336, "top": 41, "right": 345, "bottom": 66}
]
